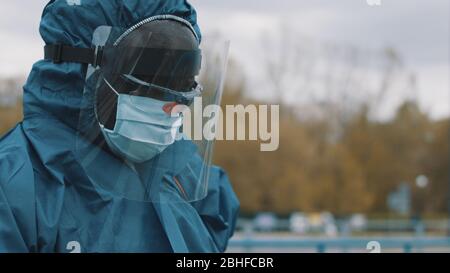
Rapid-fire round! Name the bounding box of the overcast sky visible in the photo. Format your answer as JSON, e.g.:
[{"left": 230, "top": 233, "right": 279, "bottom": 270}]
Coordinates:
[{"left": 0, "top": 0, "right": 448, "bottom": 119}]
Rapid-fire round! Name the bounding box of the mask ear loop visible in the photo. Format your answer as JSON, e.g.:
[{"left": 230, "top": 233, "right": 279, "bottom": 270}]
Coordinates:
[
  {"left": 95, "top": 77, "right": 118, "bottom": 134},
  {"left": 102, "top": 77, "right": 120, "bottom": 96}
]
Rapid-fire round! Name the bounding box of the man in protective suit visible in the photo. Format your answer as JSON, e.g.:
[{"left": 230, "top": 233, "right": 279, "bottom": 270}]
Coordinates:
[{"left": 0, "top": 0, "right": 239, "bottom": 253}]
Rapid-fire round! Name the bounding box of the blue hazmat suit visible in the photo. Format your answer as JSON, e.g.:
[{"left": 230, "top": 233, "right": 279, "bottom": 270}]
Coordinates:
[{"left": 0, "top": 0, "right": 239, "bottom": 253}]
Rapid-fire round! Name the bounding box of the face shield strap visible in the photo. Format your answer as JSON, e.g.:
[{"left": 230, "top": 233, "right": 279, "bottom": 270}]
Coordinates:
[
  {"left": 44, "top": 44, "right": 103, "bottom": 66},
  {"left": 44, "top": 44, "right": 202, "bottom": 77}
]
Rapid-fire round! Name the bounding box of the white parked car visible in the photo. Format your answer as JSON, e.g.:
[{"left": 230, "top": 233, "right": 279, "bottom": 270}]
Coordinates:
[
  {"left": 289, "top": 212, "right": 309, "bottom": 234},
  {"left": 348, "top": 214, "right": 368, "bottom": 231},
  {"left": 253, "top": 213, "right": 278, "bottom": 232}
]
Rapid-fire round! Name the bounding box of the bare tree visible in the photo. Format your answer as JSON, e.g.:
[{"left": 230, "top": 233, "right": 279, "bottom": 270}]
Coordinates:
[{"left": 260, "top": 23, "right": 411, "bottom": 140}]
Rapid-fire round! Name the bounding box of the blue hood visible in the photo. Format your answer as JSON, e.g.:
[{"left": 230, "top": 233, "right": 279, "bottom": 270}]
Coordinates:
[{"left": 23, "top": 0, "right": 201, "bottom": 129}]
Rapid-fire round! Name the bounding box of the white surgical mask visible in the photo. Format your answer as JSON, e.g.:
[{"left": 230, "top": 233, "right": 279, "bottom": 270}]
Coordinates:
[{"left": 99, "top": 88, "right": 182, "bottom": 163}]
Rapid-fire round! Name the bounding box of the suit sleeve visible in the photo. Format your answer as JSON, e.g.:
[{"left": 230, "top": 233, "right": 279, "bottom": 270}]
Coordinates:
[
  {"left": 0, "top": 135, "right": 34, "bottom": 253},
  {"left": 0, "top": 184, "right": 29, "bottom": 252}
]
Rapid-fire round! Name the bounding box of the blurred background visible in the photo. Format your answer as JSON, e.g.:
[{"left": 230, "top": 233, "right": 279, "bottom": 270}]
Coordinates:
[{"left": 1, "top": 0, "right": 449, "bottom": 252}]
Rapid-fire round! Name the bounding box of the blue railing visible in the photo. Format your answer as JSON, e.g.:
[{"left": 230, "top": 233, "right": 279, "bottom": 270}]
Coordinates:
[{"left": 228, "top": 236, "right": 450, "bottom": 253}]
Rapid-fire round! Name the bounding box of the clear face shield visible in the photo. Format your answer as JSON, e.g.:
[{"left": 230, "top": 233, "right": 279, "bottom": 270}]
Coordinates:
[{"left": 74, "top": 17, "right": 229, "bottom": 203}]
